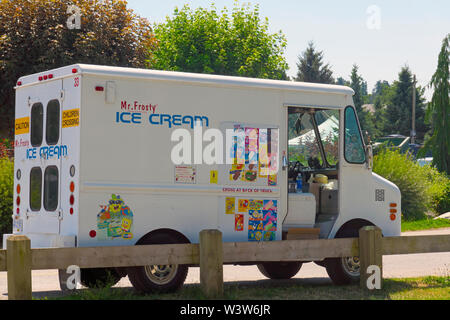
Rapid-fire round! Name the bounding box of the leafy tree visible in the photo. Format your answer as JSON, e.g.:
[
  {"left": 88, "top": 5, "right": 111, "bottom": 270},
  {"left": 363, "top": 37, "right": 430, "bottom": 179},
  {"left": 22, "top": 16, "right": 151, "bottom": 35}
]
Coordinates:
[
  {"left": 295, "top": 41, "right": 334, "bottom": 84},
  {"left": 422, "top": 34, "right": 450, "bottom": 174},
  {"left": 0, "top": 0, "right": 156, "bottom": 136},
  {"left": 384, "top": 67, "right": 428, "bottom": 142},
  {"left": 152, "top": 3, "right": 288, "bottom": 80},
  {"left": 0, "top": 157, "right": 13, "bottom": 237}
]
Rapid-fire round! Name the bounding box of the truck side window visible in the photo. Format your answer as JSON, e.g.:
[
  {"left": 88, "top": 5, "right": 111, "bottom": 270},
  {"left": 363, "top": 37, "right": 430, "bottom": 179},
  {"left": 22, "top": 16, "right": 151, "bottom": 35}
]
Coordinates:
[
  {"left": 46, "top": 100, "right": 60, "bottom": 145},
  {"left": 31, "top": 103, "right": 44, "bottom": 147},
  {"left": 44, "top": 166, "right": 59, "bottom": 211},
  {"left": 30, "top": 167, "right": 42, "bottom": 211},
  {"left": 344, "top": 107, "right": 366, "bottom": 164}
]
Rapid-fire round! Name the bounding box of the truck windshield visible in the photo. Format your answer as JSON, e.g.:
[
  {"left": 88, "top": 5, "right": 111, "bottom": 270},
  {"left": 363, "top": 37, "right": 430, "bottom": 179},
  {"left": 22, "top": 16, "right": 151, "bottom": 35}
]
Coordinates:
[{"left": 344, "top": 107, "right": 366, "bottom": 164}]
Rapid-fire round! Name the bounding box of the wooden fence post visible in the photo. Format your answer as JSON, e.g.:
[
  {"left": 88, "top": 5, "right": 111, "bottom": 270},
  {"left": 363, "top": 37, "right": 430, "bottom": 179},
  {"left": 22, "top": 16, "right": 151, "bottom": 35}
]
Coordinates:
[
  {"left": 199, "top": 229, "right": 223, "bottom": 298},
  {"left": 359, "top": 226, "right": 383, "bottom": 290},
  {"left": 7, "top": 235, "right": 32, "bottom": 300}
]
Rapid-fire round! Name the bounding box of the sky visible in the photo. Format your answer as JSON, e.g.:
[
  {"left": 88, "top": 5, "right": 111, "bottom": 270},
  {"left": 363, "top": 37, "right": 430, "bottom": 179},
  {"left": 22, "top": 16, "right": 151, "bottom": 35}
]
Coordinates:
[{"left": 126, "top": 0, "right": 450, "bottom": 101}]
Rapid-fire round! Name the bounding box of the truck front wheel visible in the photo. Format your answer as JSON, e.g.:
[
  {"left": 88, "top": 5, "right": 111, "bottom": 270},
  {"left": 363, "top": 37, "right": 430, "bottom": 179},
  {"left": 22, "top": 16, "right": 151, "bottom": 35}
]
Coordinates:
[
  {"left": 325, "top": 222, "right": 373, "bottom": 285},
  {"left": 127, "top": 232, "right": 188, "bottom": 294},
  {"left": 257, "top": 262, "right": 302, "bottom": 279},
  {"left": 324, "top": 257, "right": 360, "bottom": 285}
]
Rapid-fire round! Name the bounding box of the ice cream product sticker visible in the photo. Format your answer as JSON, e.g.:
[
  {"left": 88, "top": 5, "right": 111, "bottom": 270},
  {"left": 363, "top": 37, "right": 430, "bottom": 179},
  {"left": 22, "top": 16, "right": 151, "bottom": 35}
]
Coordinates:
[
  {"left": 210, "top": 170, "right": 218, "bottom": 184},
  {"left": 263, "top": 200, "right": 277, "bottom": 212},
  {"left": 238, "top": 199, "right": 249, "bottom": 212},
  {"left": 235, "top": 214, "right": 244, "bottom": 231},
  {"left": 97, "top": 194, "right": 133, "bottom": 240},
  {"left": 249, "top": 230, "right": 263, "bottom": 242},
  {"left": 225, "top": 197, "right": 236, "bottom": 214},
  {"left": 263, "top": 210, "right": 277, "bottom": 231}
]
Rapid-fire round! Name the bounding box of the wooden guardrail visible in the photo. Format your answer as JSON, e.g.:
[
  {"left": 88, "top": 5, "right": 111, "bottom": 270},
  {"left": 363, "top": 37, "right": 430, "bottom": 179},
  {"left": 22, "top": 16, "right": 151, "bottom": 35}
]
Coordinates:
[{"left": 1, "top": 226, "right": 449, "bottom": 299}]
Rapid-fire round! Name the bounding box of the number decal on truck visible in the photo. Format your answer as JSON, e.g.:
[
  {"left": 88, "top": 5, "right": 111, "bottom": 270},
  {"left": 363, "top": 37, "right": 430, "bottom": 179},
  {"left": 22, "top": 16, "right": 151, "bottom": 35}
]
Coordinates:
[{"left": 74, "top": 77, "right": 79, "bottom": 87}]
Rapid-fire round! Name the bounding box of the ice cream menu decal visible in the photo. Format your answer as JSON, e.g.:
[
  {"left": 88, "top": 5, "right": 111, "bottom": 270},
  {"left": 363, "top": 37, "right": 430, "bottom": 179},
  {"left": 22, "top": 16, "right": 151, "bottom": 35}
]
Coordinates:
[
  {"left": 225, "top": 197, "right": 277, "bottom": 242},
  {"left": 228, "top": 126, "right": 278, "bottom": 186}
]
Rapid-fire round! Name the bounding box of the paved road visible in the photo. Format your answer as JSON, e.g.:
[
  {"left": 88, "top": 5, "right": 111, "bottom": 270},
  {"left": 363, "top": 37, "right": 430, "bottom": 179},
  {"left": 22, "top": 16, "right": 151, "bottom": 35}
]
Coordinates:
[{"left": 1, "top": 228, "right": 449, "bottom": 300}]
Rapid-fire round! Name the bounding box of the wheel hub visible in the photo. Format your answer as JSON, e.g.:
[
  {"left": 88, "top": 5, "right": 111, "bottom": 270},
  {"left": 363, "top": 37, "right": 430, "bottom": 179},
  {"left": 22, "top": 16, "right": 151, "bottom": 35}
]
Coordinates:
[
  {"left": 341, "top": 256, "right": 360, "bottom": 276},
  {"left": 144, "top": 264, "right": 178, "bottom": 285}
]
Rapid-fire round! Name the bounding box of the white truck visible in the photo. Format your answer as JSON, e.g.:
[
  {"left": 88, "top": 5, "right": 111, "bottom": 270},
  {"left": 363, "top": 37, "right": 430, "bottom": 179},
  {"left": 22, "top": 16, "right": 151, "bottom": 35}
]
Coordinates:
[{"left": 5, "top": 64, "right": 401, "bottom": 292}]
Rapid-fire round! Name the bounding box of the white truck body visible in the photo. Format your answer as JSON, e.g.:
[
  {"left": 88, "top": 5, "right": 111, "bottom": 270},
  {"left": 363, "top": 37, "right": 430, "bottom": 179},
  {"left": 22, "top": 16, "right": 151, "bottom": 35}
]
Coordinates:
[{"left": 5, "top": 64, "right": 401, "bottom": 251}]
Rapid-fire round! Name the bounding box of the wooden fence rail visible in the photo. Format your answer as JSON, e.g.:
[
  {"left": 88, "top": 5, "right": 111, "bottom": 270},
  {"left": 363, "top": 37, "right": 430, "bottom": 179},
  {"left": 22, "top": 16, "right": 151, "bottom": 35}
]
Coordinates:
[{"left": 1, "top": 227, "right": 449, "bottom": 299}]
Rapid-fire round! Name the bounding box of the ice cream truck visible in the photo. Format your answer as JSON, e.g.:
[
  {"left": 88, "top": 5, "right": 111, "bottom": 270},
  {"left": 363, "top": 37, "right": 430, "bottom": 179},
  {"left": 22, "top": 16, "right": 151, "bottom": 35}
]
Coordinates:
[{"left": 5, "top": 64, "right": 401, "bottom": 292}]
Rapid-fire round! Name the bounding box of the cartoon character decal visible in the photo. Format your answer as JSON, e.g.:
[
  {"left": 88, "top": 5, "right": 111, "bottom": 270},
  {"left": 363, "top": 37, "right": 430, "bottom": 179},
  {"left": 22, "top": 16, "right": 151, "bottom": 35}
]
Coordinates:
[{"left": 97, "top": 194, "right": 134, "bottom": 240}]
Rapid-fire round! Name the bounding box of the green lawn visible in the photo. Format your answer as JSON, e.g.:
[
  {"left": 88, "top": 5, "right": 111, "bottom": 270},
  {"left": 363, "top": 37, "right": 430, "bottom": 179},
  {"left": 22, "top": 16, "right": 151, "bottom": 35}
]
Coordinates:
[
  {"left": 47, "top": 276, "right": 450, "bottom": 300},
  {"left": 402, "top": 218, "right": 450, "bottom": 232}
]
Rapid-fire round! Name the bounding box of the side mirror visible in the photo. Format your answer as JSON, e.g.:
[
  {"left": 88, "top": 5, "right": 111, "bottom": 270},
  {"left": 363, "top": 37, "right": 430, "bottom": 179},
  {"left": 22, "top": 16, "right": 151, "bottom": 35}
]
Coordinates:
[{"left": 365, "top": 145, "right": 373, "bottom": 170}]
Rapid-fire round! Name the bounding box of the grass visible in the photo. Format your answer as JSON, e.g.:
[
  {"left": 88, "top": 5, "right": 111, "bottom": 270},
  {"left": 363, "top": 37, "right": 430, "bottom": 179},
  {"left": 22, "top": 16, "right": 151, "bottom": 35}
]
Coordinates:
[
  {"left": 402, "top": 218, "right": 450, "bottom": 232},
  {"left": 47, "top": 276, "right": 450, "bottom": 301}
]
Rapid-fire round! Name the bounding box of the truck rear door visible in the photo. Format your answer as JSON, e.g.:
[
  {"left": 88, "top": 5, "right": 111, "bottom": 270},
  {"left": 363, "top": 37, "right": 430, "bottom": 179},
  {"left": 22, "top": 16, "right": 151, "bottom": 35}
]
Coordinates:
[{"left": 24, "top": 80, "right": 64, "bottom": 234}]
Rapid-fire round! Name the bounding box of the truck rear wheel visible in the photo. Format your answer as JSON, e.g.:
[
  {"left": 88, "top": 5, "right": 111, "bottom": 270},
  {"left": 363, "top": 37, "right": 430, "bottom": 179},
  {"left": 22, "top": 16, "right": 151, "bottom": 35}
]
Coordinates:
[
  {"left": 80, "top": 268, "right": 122, "bottom": 288},
  {"left": 127, "top": 232, "right": 188, "bottom": 294},
  {"left": 257, "top": 262, "right": 302, "bottom": 279}
]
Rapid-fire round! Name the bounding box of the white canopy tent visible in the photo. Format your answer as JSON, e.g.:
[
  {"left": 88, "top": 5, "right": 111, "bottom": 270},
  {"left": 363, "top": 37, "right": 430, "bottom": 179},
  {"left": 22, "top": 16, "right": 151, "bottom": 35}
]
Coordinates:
[{"left": 289, "top": 116, "right": 339, "bottom": 146}]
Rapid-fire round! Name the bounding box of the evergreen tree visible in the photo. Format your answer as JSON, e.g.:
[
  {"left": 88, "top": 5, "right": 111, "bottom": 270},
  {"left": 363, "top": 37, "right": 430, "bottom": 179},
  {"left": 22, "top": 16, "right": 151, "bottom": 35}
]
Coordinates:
[
  {"left": 423, "top": 34, "right": 450, "bottom": 174},
  {"left": 295, "top": 41, "right": 334, "bottom": 84},
  {"left": 384, "top": 67, "right": 428, "bottom": 142},
  {"left": 350, "top": 65, "right": 364, "bottom": 113},
  {"left": 371, "top": 81, "right": 392, "bottom": 138},
  {"left": 349, "top": 65, "right": 375, "bottom": 141},
  {"left": 373, "top": 80, "right": 391, "bottom": 98},
  {"left": 336, "top": 77, "right": 350, "bottom": 86}
]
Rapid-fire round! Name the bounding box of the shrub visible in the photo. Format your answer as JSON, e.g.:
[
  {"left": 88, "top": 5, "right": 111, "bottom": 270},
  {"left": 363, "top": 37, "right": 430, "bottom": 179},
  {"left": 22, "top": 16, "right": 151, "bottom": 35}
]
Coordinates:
[
  {"left": 430, "top": 174, "right": 450, "bottom": 214},
  {"left": 0, "top": 157, "right": 13, "bottom": 236},
  {"left": 373, "top": 148, "right": 450, "bottom": 220}
]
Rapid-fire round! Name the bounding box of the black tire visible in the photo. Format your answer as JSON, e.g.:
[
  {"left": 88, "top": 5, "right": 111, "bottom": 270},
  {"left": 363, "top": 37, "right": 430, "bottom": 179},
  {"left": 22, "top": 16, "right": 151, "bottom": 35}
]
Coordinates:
[
  {"left": 257, "top": 261, "right": 302, "bottom": 279},
  {"left": 58, "top": 268, "right": 76, "bottom": 291},
  {"left": 80, "top": 268, "right": 122, "bottom": 288},
  {"left": 127, "top": 232, "right": 188, "bottom": 294},
  {"left": 325, "top": 223, "right": 372, "bottom": 285},
  {"left": 314, "top": 260, "right": 326, "bottom": 268}
]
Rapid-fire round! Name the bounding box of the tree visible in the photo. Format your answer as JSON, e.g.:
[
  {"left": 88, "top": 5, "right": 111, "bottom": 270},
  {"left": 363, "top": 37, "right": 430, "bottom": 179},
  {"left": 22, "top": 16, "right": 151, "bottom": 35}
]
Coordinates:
[
  {"left": 350, "top": 65, "right": 364, "bottom": 114},
  {"left": 0, "top": 0, "right": 156, "bottom": 136},
  {"left": 349, "top": 64, "right": 376, "bottom": 141},
  {"left": 384, "top": 67, "right": 428, "bottom": 142},
  {"left": 373, "top": 80, "right": 391, "bottom": 98},
  {"left": 295, "top": 41, "right": 334, "bottom": 84},
  {"left": 336, "top": 77, "right": 350, "bottom": 86},
  {"left": 371, "top": 81, "right": 392, "bottom": 138},
  {"left": 152, "top": 3, "right": 288, "bottom": 80},
  {"left": 423, "top": 34, "right": 450, "bottom": 174}
]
